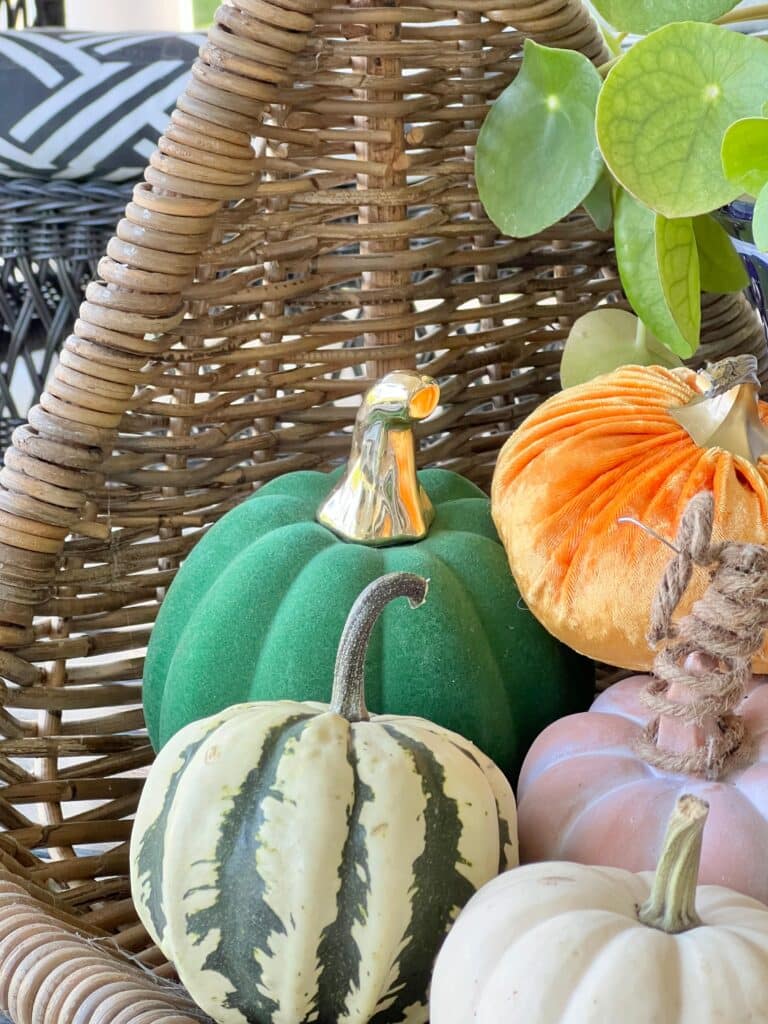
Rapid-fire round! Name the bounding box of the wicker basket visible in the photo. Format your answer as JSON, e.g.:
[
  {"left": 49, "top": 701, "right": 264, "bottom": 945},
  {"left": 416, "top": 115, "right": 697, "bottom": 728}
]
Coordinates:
[{"left": 0, "top": 1, "right": 764, "bottom": 1020}]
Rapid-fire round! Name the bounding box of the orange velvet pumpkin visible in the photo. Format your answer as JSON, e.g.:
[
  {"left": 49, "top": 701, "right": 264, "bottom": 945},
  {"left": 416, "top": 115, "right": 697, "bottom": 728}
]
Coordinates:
[{"left": 491, "top": 361, "right": 768, "bottom": 672}]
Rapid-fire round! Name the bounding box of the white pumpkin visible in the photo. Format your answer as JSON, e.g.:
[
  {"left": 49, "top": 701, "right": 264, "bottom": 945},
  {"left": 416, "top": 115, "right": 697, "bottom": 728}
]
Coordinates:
[{"left": 431, "top": 795, "right": 768, "bottom": 1024}]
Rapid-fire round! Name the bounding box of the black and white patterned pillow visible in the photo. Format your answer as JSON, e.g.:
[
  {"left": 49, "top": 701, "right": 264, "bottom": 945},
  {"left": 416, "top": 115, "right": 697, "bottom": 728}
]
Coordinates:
[{"left": 0, "top": 29, "right": 205, "bottom": 181}]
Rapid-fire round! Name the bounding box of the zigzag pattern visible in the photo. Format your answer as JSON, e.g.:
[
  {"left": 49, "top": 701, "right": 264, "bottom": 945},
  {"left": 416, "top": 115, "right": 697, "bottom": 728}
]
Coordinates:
[{"left": 0, "top": 30, "right": 205, "bottom": 181}]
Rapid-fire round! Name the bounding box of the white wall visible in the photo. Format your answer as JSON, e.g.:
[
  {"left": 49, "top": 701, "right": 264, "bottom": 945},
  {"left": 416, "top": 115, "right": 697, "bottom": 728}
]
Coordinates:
[{"left": 64, "top": 0, "right": 194, "bottom": 31}]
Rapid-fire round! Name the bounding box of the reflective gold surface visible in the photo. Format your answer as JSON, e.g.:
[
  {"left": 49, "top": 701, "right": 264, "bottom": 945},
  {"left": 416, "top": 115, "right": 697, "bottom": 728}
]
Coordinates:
[
  {"left": 671, "top": 356, "right": 768, "bottom": 465},
  {"left": 317, "top": 371, "right": 439, "bottom": 545}
]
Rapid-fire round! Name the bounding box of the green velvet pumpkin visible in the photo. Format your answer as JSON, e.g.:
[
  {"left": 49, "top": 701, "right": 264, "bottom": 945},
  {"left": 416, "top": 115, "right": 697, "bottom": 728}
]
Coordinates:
[{"left": 143, "top": 466, "right": 593, "bottom": 778}]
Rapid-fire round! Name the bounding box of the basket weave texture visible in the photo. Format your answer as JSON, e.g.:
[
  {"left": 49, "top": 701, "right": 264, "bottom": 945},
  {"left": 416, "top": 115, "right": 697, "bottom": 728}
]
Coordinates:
[{"left": 0, "top": 1, "right": 765, "bottom": 1019}]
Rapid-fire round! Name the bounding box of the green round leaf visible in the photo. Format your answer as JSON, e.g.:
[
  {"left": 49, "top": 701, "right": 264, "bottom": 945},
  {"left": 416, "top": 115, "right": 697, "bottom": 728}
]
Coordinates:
[
  {"left": 560, "top": 308, "right": 682, "bottom": 389},
  {"left": 476, "top": 40, "right": 604, "bottom": 238},
  {"left": 590, "top": 1, "right": 739, "bottom": 35},
  {"left": 692, "top": 213, "right": 748, "bottom": 291},
  {"left": 721, "top": 117, "right": 768, "bottom": 197},
  {"left": 583, "top": 171, "right": 613, "bottom": 231},
  {"left": 596, "top": 23, "right": 768, "bottom": 218},
  {"left": 614, "top": 190, "right": 698, "bottom": 356},
  {"left": 753, "top": 182, "right": 768, "bottom": 251},
  {"left": 655, "top": 214, "right": 701, "bottom": 350}
]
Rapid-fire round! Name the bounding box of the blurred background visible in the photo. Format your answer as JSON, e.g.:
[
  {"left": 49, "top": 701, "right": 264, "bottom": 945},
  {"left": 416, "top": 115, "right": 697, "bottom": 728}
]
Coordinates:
[
  {"left": 0, "top": 0, "right": 219, "bottom": 29},
  {"left": 0, "top": 0, "right": 215, "bottom": 443}
]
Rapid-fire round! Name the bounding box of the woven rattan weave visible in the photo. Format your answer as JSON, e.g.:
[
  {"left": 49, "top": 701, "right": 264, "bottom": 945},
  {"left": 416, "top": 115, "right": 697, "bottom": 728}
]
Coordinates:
[{"left": 0, "top": 1, "right": 764, "bottom": 1019}]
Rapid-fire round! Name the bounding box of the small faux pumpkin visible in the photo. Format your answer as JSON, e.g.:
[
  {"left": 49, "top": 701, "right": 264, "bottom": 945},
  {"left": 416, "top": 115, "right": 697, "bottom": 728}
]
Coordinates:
[
  {"left": 431, "top": 795, "right": 768, "bottom": 1024},
  {"left": 144, "top": 370, "right": 593, "bottom": 777},
  {"left": 517, "top": 493, "right": 768, "bottom": 902},
  {"left": 434, "top": 798, "right": 768, "bottom": 1024},
  {"left": 491, "top": 354, "right": 768, "bottom": 671},
  {"left": 131, "top": 572, "right": 518, "bottom": 1024}
]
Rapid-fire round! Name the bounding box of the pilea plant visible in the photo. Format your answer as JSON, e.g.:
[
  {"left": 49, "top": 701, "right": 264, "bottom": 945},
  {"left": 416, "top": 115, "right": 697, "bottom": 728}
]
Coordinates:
[{"left": 477, "top": 1, "right": 768, "bottom": 384}]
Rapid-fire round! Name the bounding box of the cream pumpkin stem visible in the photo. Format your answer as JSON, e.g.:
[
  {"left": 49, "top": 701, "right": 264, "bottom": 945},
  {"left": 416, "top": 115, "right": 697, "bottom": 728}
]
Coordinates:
[
  {"left": 317, "top": 371, "right": 440, "bottom": 546},
  {"left": 330, "top": 573, "right": 429, "bottom": 722},
  {"left": 638, "top": 795, "right": 708, "bottom": 934},
  {"left": 671, "top": 354, "right": 768, "bottom": 464}
]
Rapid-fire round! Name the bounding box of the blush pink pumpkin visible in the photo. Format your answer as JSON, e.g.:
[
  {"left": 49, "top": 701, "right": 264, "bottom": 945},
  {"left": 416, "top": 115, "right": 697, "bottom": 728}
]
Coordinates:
[{"left": 517, "top": 662, "right": 768, "bottom": 903}]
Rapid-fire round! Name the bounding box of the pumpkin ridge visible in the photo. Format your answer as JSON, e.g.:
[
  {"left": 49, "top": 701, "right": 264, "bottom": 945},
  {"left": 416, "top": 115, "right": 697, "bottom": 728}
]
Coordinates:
[
  {"left": 185, "top": 714, "right": 313, "bottom": 1023},
  {"left": 155, "top": 523, "right": 339, "bottom": 746},
  {"left": 405, "top": 543, "right": 502, "bottom": 666},
  {"left": 416, "top": 468, "right": 487, "bottom": 507},
  {"left": 134, "top": 716, "right": 224, "bottom": 946},
  {"left": 382, "top": 715, "right": 518, "bottom": 871},
  {"left": 692, "top": 927, "right": 768, "bottom": 995},
  {"left": 518, "top": 367, "right": 695, "bottom": 420},
  {"left": 382, "top": 543, "right": 513, "bottom": 757},
  {"left": 144, "top": 503, "right": 328, "bottom": 743},
  {"left": 556, "top": 446, "right": 706, "bottom": 590},
  {"left": 577, "top": 918, "right": 685, "bottom": 1017},
  {"left": 554, "top": 776, "right": 661, "bottom": 861},
  {"left": 516, "top": 445, "right": 697, "bottom": 607},
  {"left": 534, "top": 914, "right": 650, "bottom": 1021},
  {"left": 313, "top": 727, "right": 373, "bottom": 1024},
  {"left": 492, "top": 407, "right": 690, "bottom": 497},
  {"left": 372, "top": 724, "right": 476, "bottom": 1024},
  {"left": 247, "top": 538, "right": 384, "bottom": 709},
  {"left": 473, "top": 909, "right": 636, "bottom": 1023},
  {"left": 428, "top": 500, "right": 499, "bottom": 543},
  {"left": 519, "top": 728, "right": 648, "bottom": 789},
  {"left": 439, "top": 738, "right": 511, "bottom": 875}
]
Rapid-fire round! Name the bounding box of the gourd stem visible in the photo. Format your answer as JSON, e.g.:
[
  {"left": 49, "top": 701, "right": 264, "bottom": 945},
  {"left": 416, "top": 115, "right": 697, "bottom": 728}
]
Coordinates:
[
  {"left": 330, "top": 573, "right": 429, "bottom": 722},
  {"left": 638, "top": 795, "right": 708, "bottom": 934}
]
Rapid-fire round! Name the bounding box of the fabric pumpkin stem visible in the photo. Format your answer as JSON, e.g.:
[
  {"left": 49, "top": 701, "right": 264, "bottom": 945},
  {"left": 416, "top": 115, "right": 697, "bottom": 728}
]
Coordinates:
[
  {"left": 634, "top": 490, "right": 768, "bottom": 778},
  {"left": 330, "top": 572, "right": 429, "bottom": 722},
  {"left": 639, "top": 795, "right": 708, "bottom": 934},
  {"left": 671, "top": 355, "right": 768, "bottom": 463}
]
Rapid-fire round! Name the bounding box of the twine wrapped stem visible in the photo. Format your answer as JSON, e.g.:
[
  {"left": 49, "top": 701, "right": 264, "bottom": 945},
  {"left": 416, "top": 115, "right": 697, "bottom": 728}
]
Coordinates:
[{"left": 630, "top": 492, "right": 768, "bottom": 779}]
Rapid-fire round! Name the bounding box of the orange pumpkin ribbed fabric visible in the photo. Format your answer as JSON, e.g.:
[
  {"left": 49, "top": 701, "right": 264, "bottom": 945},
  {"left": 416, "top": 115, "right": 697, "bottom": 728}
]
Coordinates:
[{"left": 491, "top": 364, "right": 768, "bottom": 672}]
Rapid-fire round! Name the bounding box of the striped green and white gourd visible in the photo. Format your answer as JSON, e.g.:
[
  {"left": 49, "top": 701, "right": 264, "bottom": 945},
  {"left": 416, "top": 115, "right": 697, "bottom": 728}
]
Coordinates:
[{"left": 130, "top": 572, "right": 518, "bottom": 1024}]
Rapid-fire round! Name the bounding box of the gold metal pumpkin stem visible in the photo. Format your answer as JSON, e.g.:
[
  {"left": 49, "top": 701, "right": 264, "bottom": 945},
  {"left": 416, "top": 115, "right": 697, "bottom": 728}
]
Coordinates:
[
  {"left": 671, "top": 355, "right": 768, "bottom": 464},
  {"left": 330, "top": 573, "right": 429, "bottom": 722},
  {"left": 317, "top": 371, "right": 440, "bottom": 545},
  {"left": 638, "top": 794, "right": 708, "bottom": 934}
]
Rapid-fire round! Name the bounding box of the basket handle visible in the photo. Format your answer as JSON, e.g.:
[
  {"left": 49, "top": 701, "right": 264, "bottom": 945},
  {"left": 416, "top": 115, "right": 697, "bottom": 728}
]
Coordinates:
[
  {"left": 491, "top": 1, "right": 609, "bottom": 64},
  {"left": 0, "top": 0, "right": 606, "bottom": 644},
  {"left": 0, "top": 0, "right": 324, "bottom": 645}
]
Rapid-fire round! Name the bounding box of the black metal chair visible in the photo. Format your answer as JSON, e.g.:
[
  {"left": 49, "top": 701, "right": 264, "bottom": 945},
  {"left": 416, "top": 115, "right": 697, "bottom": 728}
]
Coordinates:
[{"left": 0, "top": 8, "right": 200, "bottom": 445}]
